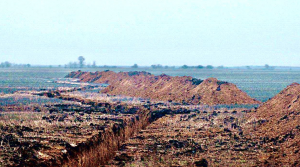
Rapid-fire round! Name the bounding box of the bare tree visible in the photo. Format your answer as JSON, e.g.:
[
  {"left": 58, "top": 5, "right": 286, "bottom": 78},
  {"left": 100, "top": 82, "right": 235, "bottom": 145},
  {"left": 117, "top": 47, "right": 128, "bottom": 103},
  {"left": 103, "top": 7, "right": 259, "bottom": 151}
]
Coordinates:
[{"left": 78, "top": 56, "right": 85, "bottom": 68}]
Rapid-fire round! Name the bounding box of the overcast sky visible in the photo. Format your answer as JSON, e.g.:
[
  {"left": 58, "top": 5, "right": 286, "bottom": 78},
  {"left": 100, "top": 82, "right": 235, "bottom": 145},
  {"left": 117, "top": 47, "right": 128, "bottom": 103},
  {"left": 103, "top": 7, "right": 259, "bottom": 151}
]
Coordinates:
[{"left": 0, "top": 0, "right": 299, "bottom": 66}]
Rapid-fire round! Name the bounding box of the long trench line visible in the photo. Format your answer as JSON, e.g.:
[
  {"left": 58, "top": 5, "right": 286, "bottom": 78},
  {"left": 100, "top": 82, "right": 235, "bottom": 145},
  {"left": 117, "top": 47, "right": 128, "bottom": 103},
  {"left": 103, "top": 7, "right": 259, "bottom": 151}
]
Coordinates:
[{"left": 37, "top": 89, "right": 172, "bottom": 166}]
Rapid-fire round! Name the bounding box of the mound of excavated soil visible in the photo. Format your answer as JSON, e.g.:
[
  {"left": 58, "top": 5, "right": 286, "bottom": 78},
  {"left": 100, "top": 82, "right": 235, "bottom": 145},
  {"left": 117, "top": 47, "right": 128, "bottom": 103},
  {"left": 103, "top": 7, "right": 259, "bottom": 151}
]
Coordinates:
[
  {"left": 66, "top": 71, "right": 260, "bottom": 105},
  {"left": 246, "top": 83, "right": 300, "bottom": 166},
  {"left": 251, "top": 83, "right": 300, "bottom": 136}
]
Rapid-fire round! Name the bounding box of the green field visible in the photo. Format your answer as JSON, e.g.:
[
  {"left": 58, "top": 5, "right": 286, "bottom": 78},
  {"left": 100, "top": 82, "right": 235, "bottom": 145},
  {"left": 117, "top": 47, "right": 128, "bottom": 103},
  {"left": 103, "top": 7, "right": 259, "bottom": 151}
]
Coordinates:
[{"left": 1, "top": 67, "right": 300, "bottom": 102}]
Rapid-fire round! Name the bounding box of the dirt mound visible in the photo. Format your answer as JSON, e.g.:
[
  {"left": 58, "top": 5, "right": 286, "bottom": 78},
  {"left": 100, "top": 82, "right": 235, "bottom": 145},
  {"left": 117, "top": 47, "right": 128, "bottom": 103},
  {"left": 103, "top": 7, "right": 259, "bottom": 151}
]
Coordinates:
[
  {"left": 66, "top": 70, "right": 260, "bottom": 105},
  {"left": 247, "top": 83, "right": 300, "bottom": 165},
  {"left": 251, "top": 83, "right": 300, "bottom": 137}
]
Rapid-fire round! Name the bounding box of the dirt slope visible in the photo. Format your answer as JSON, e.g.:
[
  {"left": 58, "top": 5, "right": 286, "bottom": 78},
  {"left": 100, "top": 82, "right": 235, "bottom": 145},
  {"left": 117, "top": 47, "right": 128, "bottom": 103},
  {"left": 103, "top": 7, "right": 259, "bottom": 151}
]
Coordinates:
[
  {"left": 66, "top": 70, "right": 259, "bottom": 105},
  {"left": 250, "top": 83, "right": 300, "bottom": 137},
  {"left": 246, "top": 83, "right": 300, "bottom": 166}
]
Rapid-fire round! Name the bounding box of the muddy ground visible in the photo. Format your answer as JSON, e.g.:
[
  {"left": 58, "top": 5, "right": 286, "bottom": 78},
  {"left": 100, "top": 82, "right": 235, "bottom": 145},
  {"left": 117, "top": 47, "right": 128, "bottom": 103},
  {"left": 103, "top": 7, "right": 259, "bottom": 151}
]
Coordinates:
[{"left": 0, "top": 88, "right": 299, "bottom": 166}]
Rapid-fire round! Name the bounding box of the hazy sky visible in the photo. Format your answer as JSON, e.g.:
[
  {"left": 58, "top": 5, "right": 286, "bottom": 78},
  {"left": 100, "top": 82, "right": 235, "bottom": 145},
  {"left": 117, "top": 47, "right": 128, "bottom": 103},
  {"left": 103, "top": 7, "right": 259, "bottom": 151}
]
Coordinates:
[{"left": 0, "top": 0, "right": 299, "bottom": 66}]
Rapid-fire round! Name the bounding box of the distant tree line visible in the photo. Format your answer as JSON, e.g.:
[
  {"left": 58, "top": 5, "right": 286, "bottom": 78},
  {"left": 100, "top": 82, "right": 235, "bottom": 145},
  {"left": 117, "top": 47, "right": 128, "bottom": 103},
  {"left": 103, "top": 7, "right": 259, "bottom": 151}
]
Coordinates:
[
  {"left": 0, "top": 61, "right": 31, "bottom": 68},
  {"left": 150, "top": 64, "right": 176, "bottom": 69},
  {"left": 129, "top": 64, "right": 222, "bottom": 69},
  {"left": 0, "top": 61, "right": 11, "bottom": 68},
  {"left": 61, "top": 56, "right": 273, "bottom": 70},
  {"left": 63, "top": 57, "right": 224, "bottom": 70},
  {"left": 245, "top": 64, "right": 274, "bottom": 70},
  {"left": 181, "top": 65, "right": 218, "bottom": 69},
  {"left": 65, "top": 56, "right": 99, "bottom": 68},
  {"left": 264, "top": 64, "right": 274, "bottom": 70},
  {"left": 0, "top": 58, "right": 276, "bottom": 70},
  {"left": 65, "top": 56, "right": 122, "bottom": 68}
]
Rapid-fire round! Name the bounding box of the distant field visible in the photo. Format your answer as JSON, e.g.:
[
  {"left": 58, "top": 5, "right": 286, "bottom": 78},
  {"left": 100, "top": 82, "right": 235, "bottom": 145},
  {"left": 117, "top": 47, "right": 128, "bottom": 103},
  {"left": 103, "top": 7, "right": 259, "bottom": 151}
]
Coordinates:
[{"left": 1, "top": 67, "right": 300, "bottom": 102}]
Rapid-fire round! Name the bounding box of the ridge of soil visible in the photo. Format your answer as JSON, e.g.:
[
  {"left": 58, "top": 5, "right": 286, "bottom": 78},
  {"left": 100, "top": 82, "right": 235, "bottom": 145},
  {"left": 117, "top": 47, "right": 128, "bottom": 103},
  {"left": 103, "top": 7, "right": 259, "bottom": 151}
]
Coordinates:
[{"left": 66, "top": 70, "right": 260, "bottom": 105}]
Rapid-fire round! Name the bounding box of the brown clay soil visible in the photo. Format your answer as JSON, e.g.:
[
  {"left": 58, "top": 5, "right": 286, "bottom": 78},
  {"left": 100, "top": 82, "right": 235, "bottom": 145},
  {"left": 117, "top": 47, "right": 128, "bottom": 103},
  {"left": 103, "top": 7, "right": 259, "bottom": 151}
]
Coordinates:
[
  {"left": 0, "top": 100, "right": 158, "bottom": 167},
  {"left": 107, "top": 108, "right": 254, "bottom": 166},
  {"left": 244, "top": 83, "right": 300, "bottom": 166},
  {"left": 0, "top": 78, "right": 299, "bottom": 166},
  {"left": 108, "top": 101, "right": 300, "bottom": 166},
  {"left": 66, "top": 70, "right": 260, "bottom": 105}
]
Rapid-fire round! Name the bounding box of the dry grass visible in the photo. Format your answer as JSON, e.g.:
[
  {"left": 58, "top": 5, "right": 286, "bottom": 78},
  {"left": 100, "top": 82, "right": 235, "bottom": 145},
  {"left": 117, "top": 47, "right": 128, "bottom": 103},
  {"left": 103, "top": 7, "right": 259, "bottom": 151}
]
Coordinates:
[{"left": 107, "top": 109, "right": 260, "bottom": 166}]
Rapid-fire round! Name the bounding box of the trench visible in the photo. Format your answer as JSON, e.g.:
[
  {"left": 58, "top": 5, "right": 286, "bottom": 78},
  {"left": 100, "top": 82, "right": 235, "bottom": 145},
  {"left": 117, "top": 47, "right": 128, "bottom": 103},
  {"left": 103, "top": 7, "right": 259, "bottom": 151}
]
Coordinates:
[
  {"left": 37, "top": 90, "right": 170, "bottom": 166},
  {"left": 61, "top": 108, "right": 157, "bottom": 166}
]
